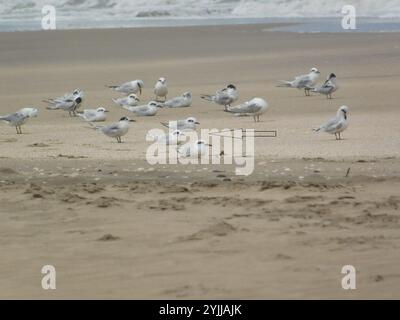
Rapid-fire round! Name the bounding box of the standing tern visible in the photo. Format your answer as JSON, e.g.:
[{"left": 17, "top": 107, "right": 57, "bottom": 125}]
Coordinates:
[
  {"left": 0, "top": 107, "right": 38, "bottom": 134},
  {"left": 225, "top": 98, "right": 269, "bottom": 122},
  {"left": 201, "top": 84, "right": 238, "bottom": 110},
  {"left": 44, "top": 95, "right": 83, "bottom": 116},
  {"left": 92, "top": 116, "right": 135, "bottom": 143},
  {"left": 312, "top": 73, "right": 339, "bottom": 99},
  {"left": 154, "top": 77, "right": 168, "bottom": 102},
  {"left": 278, "top": 68, "right": 321, "bottom": 96},
  {"left": 314, "top": 105, "right": 349, "bottom": 140}
]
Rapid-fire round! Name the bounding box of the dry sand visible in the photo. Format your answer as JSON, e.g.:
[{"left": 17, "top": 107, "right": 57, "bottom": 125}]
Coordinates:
[{"left": 0, "top": 24, "right": 400, "bottom": 299}]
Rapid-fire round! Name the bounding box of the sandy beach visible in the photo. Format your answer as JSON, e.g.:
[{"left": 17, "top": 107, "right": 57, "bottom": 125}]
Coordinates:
[{"left": 1, "top": 24, "right": 400, "bottom": 299}]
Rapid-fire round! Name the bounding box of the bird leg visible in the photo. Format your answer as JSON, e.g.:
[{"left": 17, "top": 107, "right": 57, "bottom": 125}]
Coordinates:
[
  {"left": 15, "top": 126, "right": 20, "bottom": 134},
  {"left": 338, "top": 132, "right": 342, "bottom": 140}
]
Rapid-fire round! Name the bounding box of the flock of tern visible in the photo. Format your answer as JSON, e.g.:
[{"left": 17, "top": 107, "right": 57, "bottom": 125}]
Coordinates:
[{"left": 0, "top": 69, "right": 348, "bottom": 155}]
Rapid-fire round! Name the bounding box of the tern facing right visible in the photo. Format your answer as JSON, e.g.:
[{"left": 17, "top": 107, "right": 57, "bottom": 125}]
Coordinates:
[
  {"left": 153, "top": 130, "right": 186, "bottom": 146},
  {"left": 0, "top": 107, "right": 38, "bottom": 134},
  {"left": 161, "top": 117, "right": 200, "bottom": 131},
  {"left": 122, "top": 101, "right": 163, "bottom": 116},
  {"left": 77, "top": 107, "right": 108, "bottom": 122},
  {"left": 312, "top": 73, "right": 339, "bottom": 99},
  {"left": 112, "top": 94, "right": 140, "bottom": 107},
  {"left": 178, "top": 140, "right": 211, "bottom": 159},
  {"left": 226, "top": 98, "right": 269, "bottom": 122},
  {"left": 161, "top": 92, "right": 192, "bottom": 108},
  {"left": 45, "top": 95, "right": 83, "bottom": 116},
  {"left": 201, "top": 84, "right": 238, "bottom": 110},
  {"left": 278, "top": 68, "right": 320, "bottom": 96},
  {"left": 107, "top": 80, "right": 144, "bottom": 95},
  {"left": 93, "top": 116, "right": 134, "bottom": 143},
  {"left": 314, "top": 105, "right": 349, "bottom": 140}
]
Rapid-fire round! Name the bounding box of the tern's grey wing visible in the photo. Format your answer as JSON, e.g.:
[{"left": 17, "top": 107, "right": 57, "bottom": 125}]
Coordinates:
[
  {"left": 326, "top": 120, "right": 345, "bottom": 133},
  {"left": 318, "top": 83, "right": 335, "bottom": 94},
  {"left": 176, "top": 119, "right": 186, "bottom": 128},
  {"left": 83, "top": 110, "right": 97, "bottom": 117},
  {"left": 131, "top": 105, "right": 149, "bottom": 114},
  {"left": 321, "top": 117, "right": 341, "bottom": 132},
  {"left": 118, "top": 82, "right": 134, "bottom": 91},
  {"left": 215, "top": 91, "right": 233, "bottom": 104},
  {"left": 58, "top": 99, "right": 75, "bottom": 108},
  {"left": 295, "top": 75, "right": 313, "bottom": 88},
  {"left": 0, "top": 112, "right": 26, "bottom": 125},
  {"left": 164, "top": 96, "right": 182, "bottom": 107},
  {"left": 229, "top": 102, "right": 262, "bottom": 114},
  {"left": 103, "top": 123, "right": 121, "bottom": 134}
]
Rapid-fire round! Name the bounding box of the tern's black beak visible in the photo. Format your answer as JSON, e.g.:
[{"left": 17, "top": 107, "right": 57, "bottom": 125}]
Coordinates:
[
  {"left": 195, "top": 121, "right": 200, "bottom": 125},
  {"left": 129, "top": 119, "right": 136, "bottom": 122}
]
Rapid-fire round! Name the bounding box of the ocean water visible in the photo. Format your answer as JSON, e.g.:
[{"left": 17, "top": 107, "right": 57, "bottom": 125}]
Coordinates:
[{"left": 1, "top": 0, "right": 400, "bottom": 32}]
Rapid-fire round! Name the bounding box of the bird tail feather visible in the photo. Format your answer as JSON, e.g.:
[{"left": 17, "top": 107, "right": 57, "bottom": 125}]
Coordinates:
[{"left": 276, "top": 81, "right": 292, "bottom": 88}]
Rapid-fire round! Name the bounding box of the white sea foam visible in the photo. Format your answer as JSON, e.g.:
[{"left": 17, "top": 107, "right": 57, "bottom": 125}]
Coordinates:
[
  {"left": 1, "top": 0, "right": 400, "bottom": 20},
  {"left": 1, "top": 0, "right": 400, "bottom": 31}
]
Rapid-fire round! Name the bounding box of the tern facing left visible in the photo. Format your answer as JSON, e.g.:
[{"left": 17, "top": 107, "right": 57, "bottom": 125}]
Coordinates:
[
  {"left": 314, "top": 105, "right": 349, "bottom": 140},
  {"left": 154, "top": 77, "right": 168, "bottom": 102},
  {"left": 77, "top": 107, "right": 109, "bottom": 122},
  {"left": 0, "top": 107, "right": 38, "bottom": 134},
  {"left": 226, "top": 98, "right": 269, "bottom": 122},
  {"left": 93, "top": 116, "right": 135, "bottom": 143}
]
